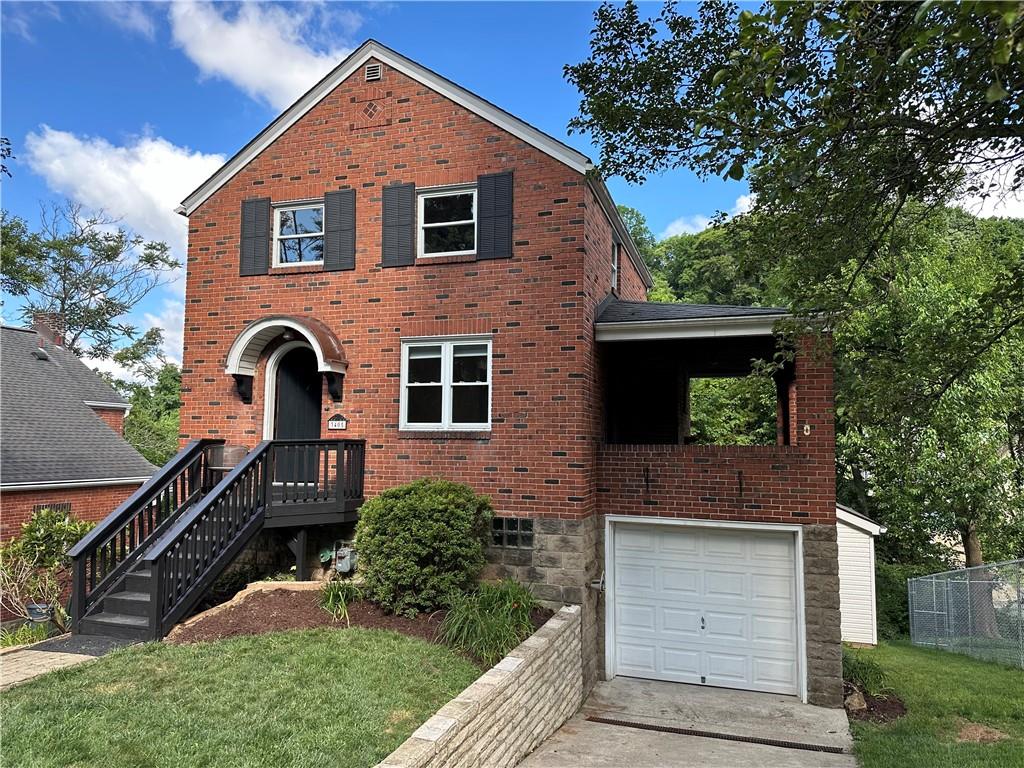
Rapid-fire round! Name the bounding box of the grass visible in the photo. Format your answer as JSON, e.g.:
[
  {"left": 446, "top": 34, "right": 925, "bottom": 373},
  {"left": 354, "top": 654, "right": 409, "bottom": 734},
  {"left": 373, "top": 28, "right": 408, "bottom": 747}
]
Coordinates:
[
  {"left": 851, "top": 641, "right": 1024, "bottom": 768},
  {"left": 1, "top": 628, "right": 480, "bottom": 768}
]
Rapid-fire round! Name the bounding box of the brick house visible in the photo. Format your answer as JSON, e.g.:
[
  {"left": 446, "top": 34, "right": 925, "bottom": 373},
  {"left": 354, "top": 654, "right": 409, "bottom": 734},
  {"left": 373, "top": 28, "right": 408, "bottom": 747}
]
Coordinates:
[
  {"left": 0, "top": 321, "right": 155, "bottom": 541},
  {"left": 69, "top": 40, "right": 842, "bottom": 707}
]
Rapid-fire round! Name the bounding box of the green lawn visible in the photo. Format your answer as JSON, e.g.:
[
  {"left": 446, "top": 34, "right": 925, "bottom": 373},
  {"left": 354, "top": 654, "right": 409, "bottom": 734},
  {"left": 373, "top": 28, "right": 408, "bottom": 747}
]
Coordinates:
[
  {"left": 852, "top": 641, "right": 1024, "bottom": 768},
  {"left": 1, "top": 628, "right": 480, "bottom": 768}
]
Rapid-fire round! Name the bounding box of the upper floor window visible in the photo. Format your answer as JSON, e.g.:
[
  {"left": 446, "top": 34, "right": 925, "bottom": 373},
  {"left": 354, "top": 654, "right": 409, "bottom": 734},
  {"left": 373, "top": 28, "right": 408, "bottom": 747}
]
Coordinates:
[
  {"left": 401, "top": 336, "right": 491, "bottom": 430},
  {"left": 611, "top": 242, "right": 621, "bottom": 293},
  {"left": 418, "top": 186, "right": 476, "bottom": 258},
  {"left": 274, "top": 203, "right": 324, "bottom": 265}
]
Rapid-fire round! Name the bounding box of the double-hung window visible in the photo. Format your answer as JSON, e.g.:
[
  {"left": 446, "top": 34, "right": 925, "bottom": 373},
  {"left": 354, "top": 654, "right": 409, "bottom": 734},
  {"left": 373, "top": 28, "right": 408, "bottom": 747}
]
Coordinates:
[
  {"left": 274, "top": 203, "right": 324, "bottom": 265},
  {"left": 401, "top": 336, "right": 491, "bottom": 430},
  {"left": 418, "top": 186, "right": 476, "bottom": 258}
]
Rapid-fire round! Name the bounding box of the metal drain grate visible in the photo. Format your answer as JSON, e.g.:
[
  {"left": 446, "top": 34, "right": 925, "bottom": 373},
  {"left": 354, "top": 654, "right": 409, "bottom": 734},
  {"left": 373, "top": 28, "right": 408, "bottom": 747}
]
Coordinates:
[{"left": 586, "top": 716, "right": 848, "bottom": 755}]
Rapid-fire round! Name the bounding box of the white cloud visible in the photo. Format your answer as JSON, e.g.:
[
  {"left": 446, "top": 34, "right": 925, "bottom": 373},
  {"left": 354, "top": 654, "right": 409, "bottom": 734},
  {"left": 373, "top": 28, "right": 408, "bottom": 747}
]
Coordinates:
[
  {"left": 24, "top": 126, "right": 225, "bottom": 361},
  {"left": 2, "top": 2, "right": 61, "bottom": 42},
  {"left": 24, "top": 125, "right": 224, "bottom": 265},
  {"left": 659, "top": 194, "right": 756, "bottom": 238},
  {"left": 168, "top": 2, "right": 359, "bottom": 110},
  {"left": 95, "top": 2, "right": 157, "bottom": 40}
]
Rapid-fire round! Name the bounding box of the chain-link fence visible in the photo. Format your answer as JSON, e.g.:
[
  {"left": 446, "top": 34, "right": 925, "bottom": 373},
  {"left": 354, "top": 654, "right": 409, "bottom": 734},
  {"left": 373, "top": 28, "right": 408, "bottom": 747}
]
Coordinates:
[{"left": 908, "top": 559, "right": 1024, "bottom": 668}]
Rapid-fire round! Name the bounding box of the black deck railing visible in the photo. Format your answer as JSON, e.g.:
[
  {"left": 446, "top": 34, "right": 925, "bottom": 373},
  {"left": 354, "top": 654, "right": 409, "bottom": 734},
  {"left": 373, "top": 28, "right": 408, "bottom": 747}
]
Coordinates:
[
  {"left": 68, "top": 439, "right": 224, "bottom": 633},
  {"left": 70, "top": 438, "right": 366, "bottom": 640}
]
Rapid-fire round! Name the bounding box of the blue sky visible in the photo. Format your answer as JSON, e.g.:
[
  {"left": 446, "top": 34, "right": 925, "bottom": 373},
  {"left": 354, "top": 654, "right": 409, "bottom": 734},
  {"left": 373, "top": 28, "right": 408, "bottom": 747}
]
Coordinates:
[{"left": 1, "top": 1, "right": 752, "bottom": 370}]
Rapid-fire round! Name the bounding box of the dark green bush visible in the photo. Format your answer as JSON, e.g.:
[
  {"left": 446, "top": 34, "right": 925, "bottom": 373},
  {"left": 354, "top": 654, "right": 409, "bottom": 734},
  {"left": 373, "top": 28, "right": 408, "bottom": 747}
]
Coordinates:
[
  {"left": 16, "top": 508, "right": 95, "bottom": 569},
  {"left": 842, "top": 646, "right": 890, "bottom": 697},
  {"left": 440, "top": 580, "right": 539, "bottom": 666},
  {"left": 355, "top": 479, "right": 493, "bottom": 615},
  {"left": 876, "top": 561, "right": 937, "bottom": 639}
]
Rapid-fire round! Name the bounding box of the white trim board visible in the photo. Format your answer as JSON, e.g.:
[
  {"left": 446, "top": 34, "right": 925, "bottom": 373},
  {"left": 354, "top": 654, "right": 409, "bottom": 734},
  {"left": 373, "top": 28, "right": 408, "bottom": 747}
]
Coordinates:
[
  {"left": 836, "top": 505, "right": 886, "bottom": 536},
  {"left": 2, "top": 477, "right": 151, "bottom": 492},
  {"left": 595, "top": 313, "right": 789, "bottom": 342},
  {"left": 225, "top": 317, "right": 346, "bottom": 378},
  {"left": 603, "top": 515, "right": 808, "bottom": 703}
]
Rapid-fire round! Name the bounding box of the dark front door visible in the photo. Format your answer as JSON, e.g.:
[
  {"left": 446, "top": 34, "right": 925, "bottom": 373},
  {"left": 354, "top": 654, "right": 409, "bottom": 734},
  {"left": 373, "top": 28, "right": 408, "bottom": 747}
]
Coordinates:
[{"left": 274, "top": 346, "right": 321, "bottom": 483}]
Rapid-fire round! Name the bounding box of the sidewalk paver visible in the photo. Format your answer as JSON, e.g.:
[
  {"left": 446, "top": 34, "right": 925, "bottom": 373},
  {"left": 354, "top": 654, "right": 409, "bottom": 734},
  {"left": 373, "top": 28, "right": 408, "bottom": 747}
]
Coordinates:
[{"left": 1, "top": 633, "right": 133, "bottom": 691}]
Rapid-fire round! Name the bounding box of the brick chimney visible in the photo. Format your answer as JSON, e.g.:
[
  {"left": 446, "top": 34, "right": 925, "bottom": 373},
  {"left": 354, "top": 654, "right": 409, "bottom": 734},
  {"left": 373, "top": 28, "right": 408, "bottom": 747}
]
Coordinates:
[{"left": 33, "top": 312, "right": 65, "bottom": 347}]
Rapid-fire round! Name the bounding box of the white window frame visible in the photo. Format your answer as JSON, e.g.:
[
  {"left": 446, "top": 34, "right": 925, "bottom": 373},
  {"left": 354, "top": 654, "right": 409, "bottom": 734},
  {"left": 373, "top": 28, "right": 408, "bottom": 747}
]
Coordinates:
[
  {"left": 417, "top": 185, "right": 477, "bottom": 259},
  {"left": 273, "top": 202, "right": 325, "bottom": 266},
  {"left": 611, "top": 241, "right": 621, "bottom": 293},
  {"left": 400, "top": 335, "right": 492, "bottom": 431}
]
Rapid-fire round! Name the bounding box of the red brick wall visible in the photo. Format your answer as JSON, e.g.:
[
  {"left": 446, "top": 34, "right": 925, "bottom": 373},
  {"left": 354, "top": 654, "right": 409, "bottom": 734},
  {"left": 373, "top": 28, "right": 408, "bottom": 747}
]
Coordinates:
[
  {"left": 596, "top": 334, "right": 836, "bottom": 525},
  {"left": 180, "top": 58, "right": 603, "bottom": 520},
  {"left": 91, "top": 407, "right": 126, "bottom": 435},
  {"left": 0, "top": 483, "right": 141, "bottom": 541}
]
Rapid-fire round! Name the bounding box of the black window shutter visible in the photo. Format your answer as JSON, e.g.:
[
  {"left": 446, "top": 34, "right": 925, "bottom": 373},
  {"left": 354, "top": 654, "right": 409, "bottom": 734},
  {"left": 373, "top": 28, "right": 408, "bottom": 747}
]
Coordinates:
[
  {"left": 239, "top": 197, "right": 271, "bottom": 276},
  {"left": 324, "top": 189, "right": 356, "bottom": 271},
  {"left": 381, "top": 183, "right": 415, "bottom": 267},
  {"left": 477, "top": 171, "right": 513, "bottom": 260}
]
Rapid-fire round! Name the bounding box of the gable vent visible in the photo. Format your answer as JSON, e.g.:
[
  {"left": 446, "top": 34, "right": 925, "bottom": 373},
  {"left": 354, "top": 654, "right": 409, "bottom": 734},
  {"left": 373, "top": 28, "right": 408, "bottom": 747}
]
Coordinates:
[{"left": 364, "top": 63, "right": 382, "bottom": 82}]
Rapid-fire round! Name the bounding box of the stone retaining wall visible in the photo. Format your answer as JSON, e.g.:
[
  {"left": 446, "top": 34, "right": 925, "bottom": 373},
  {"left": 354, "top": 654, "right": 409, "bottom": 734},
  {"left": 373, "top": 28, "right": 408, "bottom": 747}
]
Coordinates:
[{"left": 378, "top": 605, "right": 582, "bottom": 768}]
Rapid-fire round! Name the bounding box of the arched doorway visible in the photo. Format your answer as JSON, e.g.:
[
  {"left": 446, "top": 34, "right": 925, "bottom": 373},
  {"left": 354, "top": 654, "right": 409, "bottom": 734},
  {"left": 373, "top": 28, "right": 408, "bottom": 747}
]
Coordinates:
[
  {"left": 265, "top": 343, "right": 322, "bottom": 484},
  {"left": 271, "top": 345, "right": 322, "bottom": 441}
]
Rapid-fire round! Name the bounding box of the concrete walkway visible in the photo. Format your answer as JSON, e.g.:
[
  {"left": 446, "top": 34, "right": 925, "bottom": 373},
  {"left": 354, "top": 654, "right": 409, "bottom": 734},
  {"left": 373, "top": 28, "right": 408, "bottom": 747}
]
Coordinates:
[
  {"left": 0, "top": 633, "right": 133, "bottom": 691},
  {"left": 521, "top": 677, "right": 857, "bottom": 768}
]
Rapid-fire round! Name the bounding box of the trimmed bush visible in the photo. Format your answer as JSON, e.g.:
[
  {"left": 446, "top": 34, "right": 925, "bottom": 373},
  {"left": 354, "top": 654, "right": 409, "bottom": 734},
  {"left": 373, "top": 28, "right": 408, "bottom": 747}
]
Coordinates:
[
  {"left": 355, "top": 479, "right": 493, "bottom": 615},
  {"left": 440, "top": 580, "right": 539, "bottom": 666}
]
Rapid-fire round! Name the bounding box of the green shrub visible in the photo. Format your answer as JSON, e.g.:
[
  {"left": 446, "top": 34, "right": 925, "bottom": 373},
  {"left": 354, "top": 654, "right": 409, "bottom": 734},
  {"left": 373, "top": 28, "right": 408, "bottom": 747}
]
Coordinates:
[
  {"left": 355, "top": 479, "right": 493, "bottom": 615},
  {"left": 319, "top": 580, "right": 364, "bottom": 625},
  {"left": 842, "top": 646, "right": 890, "bottom": 697},
  {"left": 440, "top": 580, "right": 538, "bottom": 666},
  {"left": 16, "top": 508, "right": 95, "bottom": 568},
  {"left": 0, "top": 622, "right": 49, "bottom": 647},
  {"left": 876, "top": 561, "right": 938, "bottom": 639}
]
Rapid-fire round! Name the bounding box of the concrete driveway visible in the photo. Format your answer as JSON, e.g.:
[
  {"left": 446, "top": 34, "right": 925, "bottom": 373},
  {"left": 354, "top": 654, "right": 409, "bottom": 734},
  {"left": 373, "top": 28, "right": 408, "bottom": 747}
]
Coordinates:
[{"left": 520, "top": 677, "right": 857, "bottom": 768}]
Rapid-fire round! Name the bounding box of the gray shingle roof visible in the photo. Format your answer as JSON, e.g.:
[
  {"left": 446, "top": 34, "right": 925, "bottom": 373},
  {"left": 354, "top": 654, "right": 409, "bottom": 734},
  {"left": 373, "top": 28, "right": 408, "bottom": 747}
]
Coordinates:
[
  {"left": 1, "top": 327, "right": 156, "bottom": 486},
  {"left": 596, "top": 299, "right": 789, "bottom": 324}
]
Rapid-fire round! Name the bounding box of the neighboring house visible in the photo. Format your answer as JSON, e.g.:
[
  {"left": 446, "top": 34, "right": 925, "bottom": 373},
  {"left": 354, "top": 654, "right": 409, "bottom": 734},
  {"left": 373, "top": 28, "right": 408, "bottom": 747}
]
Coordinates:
[
  {"left": 69, "top": 41, "right": 843, "bottom": 707},
  {"left": 836, "top": 504, "right": 886, "bottom": 646},
  {"left": 0, "top": 320, "right": 156, "bottom": 541}
]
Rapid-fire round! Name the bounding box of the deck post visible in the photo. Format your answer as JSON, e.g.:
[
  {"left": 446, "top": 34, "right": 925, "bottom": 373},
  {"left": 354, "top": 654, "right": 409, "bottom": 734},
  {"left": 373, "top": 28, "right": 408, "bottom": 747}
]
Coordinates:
[{"left": 71, "top": 556, "right": 87, "bottom": 633}]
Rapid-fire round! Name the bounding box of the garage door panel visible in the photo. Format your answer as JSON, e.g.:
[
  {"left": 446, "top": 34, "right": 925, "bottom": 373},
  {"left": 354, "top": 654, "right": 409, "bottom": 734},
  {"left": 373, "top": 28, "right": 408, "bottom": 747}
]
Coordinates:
[
  {"left": 613, "top": 524, "right": 799, "bottom": 696},
  {"left": 703, "top": 570, "right": 747, "bottom": 600}
]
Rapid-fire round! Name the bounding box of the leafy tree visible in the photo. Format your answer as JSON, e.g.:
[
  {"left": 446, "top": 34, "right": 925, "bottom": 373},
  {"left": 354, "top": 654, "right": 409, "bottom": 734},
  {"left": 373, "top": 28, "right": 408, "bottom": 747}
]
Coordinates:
[
  {"left": 7, "top": 201, "right": 178, "bottom": 367},
  {"left": 117, "top": 364, "right": 182, "bottom": 465},
  {"left": 617, "top": 205, "right": 660, "bottom": 269},
  {"left": 0, "top": 136, "right": 12, "bottom": 178},
  {"left": 568, "top": 1, "right": 1024, "bottom": 393},
  {"left": 1, "top": 211, "right": 46, "bottom": 296}
]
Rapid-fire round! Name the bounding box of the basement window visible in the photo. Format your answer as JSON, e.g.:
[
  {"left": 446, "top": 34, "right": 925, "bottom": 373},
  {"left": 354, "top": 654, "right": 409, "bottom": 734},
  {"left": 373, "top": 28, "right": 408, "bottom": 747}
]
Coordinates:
[
  {"left": 274, "top": 203, "right": 324, "bottom": 265},
  {"left": 418, "top": 186, "right": 476, "bottom": 258},
  {"left": 492, "top": 517, "right": 534, "bottom": 549}
]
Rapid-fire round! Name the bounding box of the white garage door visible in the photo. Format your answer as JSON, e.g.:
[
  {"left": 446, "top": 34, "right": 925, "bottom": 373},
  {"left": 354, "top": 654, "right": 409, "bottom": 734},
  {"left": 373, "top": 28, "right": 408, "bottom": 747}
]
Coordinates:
[{"left": 612, "top": 523, "right": 800, "bottom": 695}]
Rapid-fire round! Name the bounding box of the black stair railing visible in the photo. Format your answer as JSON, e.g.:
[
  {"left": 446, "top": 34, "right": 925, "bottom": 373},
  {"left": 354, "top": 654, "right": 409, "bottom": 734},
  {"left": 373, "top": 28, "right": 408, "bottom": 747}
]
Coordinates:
[
  {"left": 143, "top": 441, "right": 274, "bottom": 639},
  {"left": 68, "top": 439, "right": 224, "bottom": 632},
  {"left": 268, "top": 439, "right": 366, "bottom": 514}
]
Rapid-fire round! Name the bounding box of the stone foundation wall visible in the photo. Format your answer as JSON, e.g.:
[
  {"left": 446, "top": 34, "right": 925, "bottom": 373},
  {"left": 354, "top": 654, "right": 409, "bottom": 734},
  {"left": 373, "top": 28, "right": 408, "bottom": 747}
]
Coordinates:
[
  {"left": 378, "top": 605, "right": 582, "bottom": 768},
  {"left": 803, "top": 524, "right": 844, "bottom": 707}
]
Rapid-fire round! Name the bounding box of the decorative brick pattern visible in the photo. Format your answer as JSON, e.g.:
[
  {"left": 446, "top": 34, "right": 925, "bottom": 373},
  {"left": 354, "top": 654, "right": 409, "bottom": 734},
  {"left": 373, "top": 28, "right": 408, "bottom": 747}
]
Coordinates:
[{"left": 377, "top": 605, "right": 582, "bottom": 768}]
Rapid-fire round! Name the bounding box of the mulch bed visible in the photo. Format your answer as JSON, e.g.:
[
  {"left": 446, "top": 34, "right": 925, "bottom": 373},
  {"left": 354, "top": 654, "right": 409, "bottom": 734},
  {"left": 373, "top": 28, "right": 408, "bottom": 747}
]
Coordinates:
[
  {"left": 844, "top": 681, "right": 908, "bottom": 724},
  {"left": 169, "top": 588, "right": 445, "bottom": 645},
  {"left": 168, "top": 586, "right": 554, "bottom": 653}
]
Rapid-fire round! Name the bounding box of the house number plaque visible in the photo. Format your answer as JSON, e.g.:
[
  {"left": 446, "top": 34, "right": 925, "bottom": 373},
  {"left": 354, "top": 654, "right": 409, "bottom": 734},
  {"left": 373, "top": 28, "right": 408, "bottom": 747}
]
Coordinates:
[{"left": 327, "top": 414, "right": 348, "bottom": 431}]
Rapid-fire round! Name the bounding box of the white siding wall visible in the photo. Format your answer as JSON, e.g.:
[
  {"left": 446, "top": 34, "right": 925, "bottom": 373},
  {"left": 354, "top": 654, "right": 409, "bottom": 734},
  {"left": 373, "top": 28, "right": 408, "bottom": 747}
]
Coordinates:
[{"left": 837, "top": 520, "right": 877, "bottom": 644}]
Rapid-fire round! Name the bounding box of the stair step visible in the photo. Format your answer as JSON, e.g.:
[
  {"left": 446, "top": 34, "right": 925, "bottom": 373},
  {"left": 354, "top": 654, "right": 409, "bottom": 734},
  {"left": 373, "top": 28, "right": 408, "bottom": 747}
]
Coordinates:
[
  {"left": 104, "top": 590, "right": 151, "bottom": 617},
  {"left": 124, "top": 569, "right": 152, "bottom": 592},
  {"left": 80, "top": 611, "right": 150, "bottom": 641}
]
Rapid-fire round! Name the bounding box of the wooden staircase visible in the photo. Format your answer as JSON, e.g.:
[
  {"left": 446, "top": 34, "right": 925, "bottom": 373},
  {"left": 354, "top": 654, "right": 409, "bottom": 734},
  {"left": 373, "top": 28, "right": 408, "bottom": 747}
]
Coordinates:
[{"left": 69, "top": 439, "right": 365, "bottom": 641}]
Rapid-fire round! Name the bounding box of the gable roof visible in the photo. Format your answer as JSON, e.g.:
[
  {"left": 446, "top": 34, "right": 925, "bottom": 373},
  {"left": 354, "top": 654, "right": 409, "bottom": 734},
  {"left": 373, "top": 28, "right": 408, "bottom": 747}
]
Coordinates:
[
  {"left": 176, "top": 39, "right": 652, "bottom": 289},
  {"left": 1, "top": 327, "right": 156, "bottom": 488},
  {"left": 836, "top": 503, "right": 886, "bottom": 536}
]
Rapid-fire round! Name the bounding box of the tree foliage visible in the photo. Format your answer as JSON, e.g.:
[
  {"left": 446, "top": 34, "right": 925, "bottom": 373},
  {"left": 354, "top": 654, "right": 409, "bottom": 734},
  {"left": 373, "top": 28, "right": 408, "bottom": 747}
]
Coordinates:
[
  {"left": 568, "top": 0, "right": 1024, "bottom": 383},
  {"left": 116, "top": 364, "right": 183, "bottom": 466},
  {"left": 5, "top": 201, "right": 178, "bottom": 369}
]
